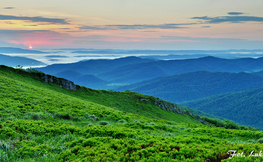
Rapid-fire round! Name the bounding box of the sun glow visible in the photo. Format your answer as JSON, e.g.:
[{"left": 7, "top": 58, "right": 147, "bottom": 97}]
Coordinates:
[{"left": 28, "top": 46, "right": 33, "bottom": 49}]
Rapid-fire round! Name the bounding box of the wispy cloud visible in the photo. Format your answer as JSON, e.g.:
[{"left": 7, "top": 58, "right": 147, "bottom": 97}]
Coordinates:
[
  {"left": 160, "top": 36, "right": 245, "bottom": 42},
  {"left": 192, "top": 15, "right": 263, "bottom": 24},
  {"left": 106, "top": 24, "right": 186, "bottom": 29},
  {"left": 45, "top": 55, "right": 69, "bottom": 58},
  {"left": 141, "top": 31, "right": 159, "bottom": 32},
  {"left": 78, "top": 26, "right": 113, "bottom": 30},
  {"left": 0, "top": 14, "right": 68, "bottom": 24},
  {"left": 227, "top": 12, "right": 245, "bottom": 15},
  {"left": 0, "top": 30, "right": 56, "bottom": 34},
  {"left": 23, "top": 25, "right": 38, "bottom": 27},
  {"left": 78, "top": 24, "right": 188, "bottom": 30},
  {"left": 3, "top": 7, "right": 14, "bottom": 9},
  {"left": 4, "top": 21, "right": 15, "bottom": 24}
]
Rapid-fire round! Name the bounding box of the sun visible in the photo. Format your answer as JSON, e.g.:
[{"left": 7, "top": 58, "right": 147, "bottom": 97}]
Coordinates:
[{"left": 28, "top": 46, "right": 33, "bottom": 49}]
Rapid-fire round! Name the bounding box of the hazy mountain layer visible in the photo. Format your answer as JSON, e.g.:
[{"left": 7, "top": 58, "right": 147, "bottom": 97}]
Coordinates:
[
  {"left": 0, "top": 53, "right": 46, "bottom": 67},
  {"left": 182, "top": 87, "right": 263, "bottom": 129},
  {"left": 117, "top": 71, "right": 263, "bottom": 102}
]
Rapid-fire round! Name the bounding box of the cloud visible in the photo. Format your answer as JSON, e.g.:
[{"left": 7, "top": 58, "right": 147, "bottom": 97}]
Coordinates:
[
  {"left": 141, "top": 31, "right": 159, "bottom": 32},
  {"left": 191, "top": 15, "right": 263, "bottom": 24},
  {"left": 0, "top": 14, "right": 68, "bottom": 24},
  {"left": 78, "top": 24, "right": 187, "bottom": 30},
  {"left": 160, "top": 36, "right": 244, "bottom": 42},
  {"left": 4, "top": 7, "right": 14, "bottom": 9},
  {"left": 45, "top": 55, "right": 69, "bottom": 58},
  {"left": 48, "top": 59, "right": 60, "bottom": 62},
  {"left": 106, "top": 24, "right": 186, "bottom": 29},
  {"left": 201, "top": 26, "right": 210, "bottom": 28},
  {"left": 4, "top": 21, "right": 15, "bottom": 24},
  {"left": 78, "top": 26, "right": 113, "bottom": 30},
  {"left": 0, "top": 30, "right": 55, "bottom": 35},
  {"left": 227, "top": 12, "right": 244, "bottom": 15},
  {"left": 66, "top": 30, "right": 89, "bottom": 32},
  {"left": 23, "top": 25, "right": 38, "bottom": 27}
]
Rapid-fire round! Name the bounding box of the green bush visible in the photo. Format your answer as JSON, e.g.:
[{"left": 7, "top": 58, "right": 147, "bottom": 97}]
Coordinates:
[
  {"left": 257, "top": 138, "right": 263, "bottom": 144},
  {"left": 99, "top": 121, "right": 109, "bottom": 125},
  {"left": 117, "top": 119, "right": 127, "bottom": 124},
  {"left": 23, "top": 112, "right": 47, "bottom": 120},
  {"left": 53, "top": 113, "right": 71, "bottom": 120}
]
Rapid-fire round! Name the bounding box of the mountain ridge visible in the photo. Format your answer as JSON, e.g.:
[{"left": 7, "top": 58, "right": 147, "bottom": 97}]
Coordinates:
[
  {"left": 182, "top": 87, "right": 263, "bottom": 129},
  {"left": 0, "top": 53, "right": 46, "bottom": 67},
  {"left": 38, "top": 56, "right": 263, "bottom": 89},
  {"left": 117, "top": 70, "right": 263, "bottom": 102}
]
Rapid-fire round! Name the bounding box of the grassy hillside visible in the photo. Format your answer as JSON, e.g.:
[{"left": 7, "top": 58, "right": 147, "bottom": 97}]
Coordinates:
[
  {"left": 1, "top": 65, "right": 263, "bottom": 161},
  {"left": 183, "top": 88, "right": 263, "bottom": 130},
  {"left": 117, "top": 71, "right": 263, "bottom": 102}
]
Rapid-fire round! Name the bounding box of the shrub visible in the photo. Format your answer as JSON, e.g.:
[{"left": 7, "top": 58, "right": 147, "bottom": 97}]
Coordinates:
[
  {"left": 25, "top": 67, "right": 43, "bottom": 73},
  {"left": 72, "top": 116, "right": 83, "bottom": 122},
  {"left": 54, "top": 113, "right": 71, "bottom": 120},
  {"left": 85, "top": 113, "right": 90, "bottom": 119},
  {"left": 124, "top": 90, "right": 132, "bottom": 93},
  {"left": 131, "top": 120, "right": 141, "bottom": 123},
  {"left": 23, "top": 112, "right": 46, "bottom": 120},
  {"left": 117, "top": 119, "right": 127, "bottom": 124},
  {"left": 91, "top": 115, "right": 98, "bottom": 121},
  {"left": 0, "top": 141, "right": 12, "bottom": 152},
  {"left": 257, "top": 138, "right": 263, "bottom": 144},
  {"left": 99, "top": 121, "right": 109, "bottom": 125}
]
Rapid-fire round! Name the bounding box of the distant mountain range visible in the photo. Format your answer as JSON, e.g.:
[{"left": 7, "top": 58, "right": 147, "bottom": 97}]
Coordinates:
[
  {"left": 0, "top": 53, "right": 46, "bottom": 67},
  {"left": 36, "top": 56, "right": 263, "bottom": 90},
  {"left": 182, "top": 87, "right": 263, "bottom": 129},
  {"left": 94, "top": 56, "right": 263, "bottom": 84},
  {"left": 36, "top": 56, "right": 155, "bottom": 88},
  {"left": 116, "top": 71, "right": 263, "bottom": 102},
  {"left": 55, "top": 70, "right": 108, "bottom": 89},
  {"left": 37, "top": 56, "right": 154, "bottom": 75}
]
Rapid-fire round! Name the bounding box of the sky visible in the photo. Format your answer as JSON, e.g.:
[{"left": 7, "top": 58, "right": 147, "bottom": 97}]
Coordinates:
[{"left": 1, "top": 0, "right": 263, "bottom": 50}]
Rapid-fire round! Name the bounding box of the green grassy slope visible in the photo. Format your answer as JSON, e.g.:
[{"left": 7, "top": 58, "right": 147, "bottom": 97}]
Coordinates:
[
  {"left": 0, "top": 65, "right": 197, "bottom": 124},
  {"left": 1, "top": 65, "right": 263, "bottom": 161}
]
